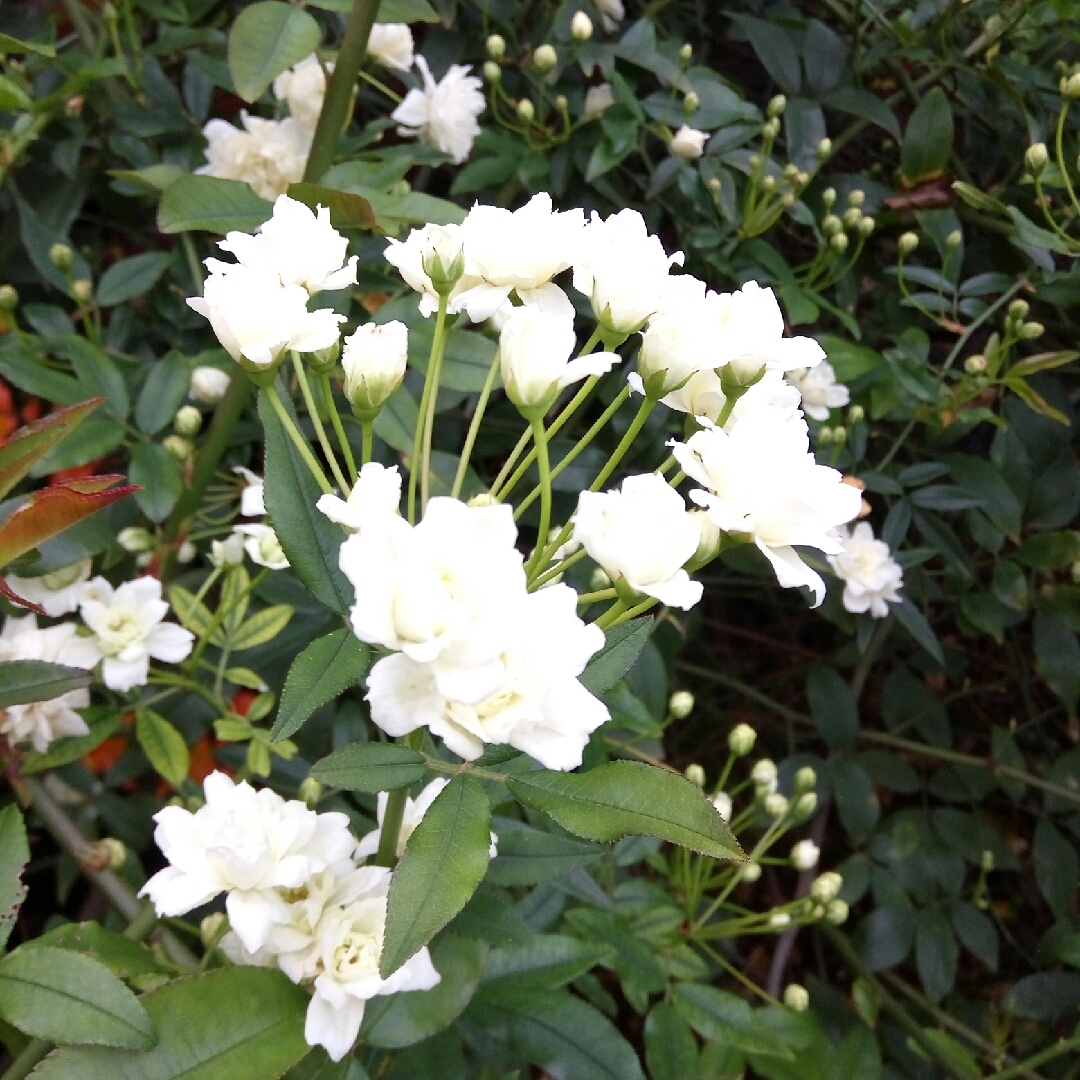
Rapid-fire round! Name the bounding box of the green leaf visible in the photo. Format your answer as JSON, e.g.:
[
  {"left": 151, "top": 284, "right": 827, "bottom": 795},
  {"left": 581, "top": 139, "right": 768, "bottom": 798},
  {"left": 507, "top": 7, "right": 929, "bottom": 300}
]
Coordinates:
[
  {"left": 481, "top": 935, "right": 615, "bottom": 992},
  {"left": 1034, "top": 818, "right": 1079, "bottom": 918},
  {"left": 1034, "top": 612, "right": 1080, "bottom": 716},
  {"left": 900, "top": 88, "right": 953, "bottom": 186},
  {"left": 485, "top": 819, "right": 603, "bottom": 886},
  {"left": 469, "top": 988, "right": 646, "bottom": 1080},
  {"left": 272, "top": 628, "right": 371, "bottom": 740},
  {"left": 0, "top": 660, "right": 91, "bottom": 707},
  {"left": 285, "top": 183, "right": 376, "bottom": 231},
  {"left": 822, "top": 86, "right": 900, "bottom": 139},
  {"left": 950, "top": 901, "right": 998, "bottom": 972},
  {"left": 0, "top": 31, "right": 56, "bottom": 56},
  {"left": 129, "top": 442, "right": 183, "bottom": 523},
  {"left": 381, "top": 775, "right": 492, "bottom": 977},
  {"left": 579, "top": 617, "right": 653, "bottom": 697},
  {"left": 372, "top": 0, "right": 439, "bottom": 19},
  {"left": 909, "top": 1030, "right": 980, "bottom": 1080},
  {"left": 1005, "top": 972, "right": 1080, "bottom": 1020},
  {"left": 0, "top": 805, "right": 29, "bottom": 952},
  {"left": 168, "top": 584, "right": 223, "bottom": 645},
  {"left": 1005, "top": 375, "right": 1070, "bottom": 424},
  {"left": 96, "top": 253, "right": 172, "bottom": 307},
  {"left": 259, "top": 387, "right": 353, "bottom": 614},
  {"left": 1009, "top": 350, "right": 1078, "bottom": 377},
  {"left": 158, "top": 175, "right": 274, "bottom": 234},
  {"left": 231, "top": 604, "right": 293, "bottom": 650},
  {"left": 0, "top": 337, "right": 85, "bottom": 406},
  {"left": 135, "top": 355, "right": 193, "bottom": 435},
  {"left": 228, "top": 1, "right": 321, "bottom": 103},
  {"left": 806, "top": 664, "right": 859, "bottom": 750},
  {"left": 644, "top": 1001, "right": 700, "bottom": 1080},
  {"left": 52, "top": 336, "right": 129, "bottom": 419},
  {"left": 1015, "top": 530, "right": 1080, "bottom": 570},
  {"left": 507, "top": 761, "right": 743, "bottom": 859},
  {"left": 32, "top": 923, "right": 165, "bottom": 984},
  {"left": 952, "top": 181, "right": 1010, "bottom": 217},
  {"left": 728, "top": 15, "right": 801, "bottom": 95},
  {"left": 135, "top": 709, "right": 190, "bottom": 786},
  {"left": 362, "top": 934, "right": 486, "bottom": 1048},
  {"left": 20, "top": 706, "right": 124, "bottom": 773},
  {"left": 32, "top": 967, "right": 310, "bottom": 1079},
  {"left": 893, "top": 598, "right": 944, "bottom": 665},
  {"left": 310, "top": 742, "right": 426, "bottom": 792},
  {"left": 0, "top": 398, "right": 103, "bottom": 500},
  {"left": 915, "top": 910, "right": 957, "bottom": 1003},
  {"left": 0, "top": 945, "right": 155, "bottom": 1049},
  {"left": 673, "top": 983, "right": 791, "bottom": 1060}
]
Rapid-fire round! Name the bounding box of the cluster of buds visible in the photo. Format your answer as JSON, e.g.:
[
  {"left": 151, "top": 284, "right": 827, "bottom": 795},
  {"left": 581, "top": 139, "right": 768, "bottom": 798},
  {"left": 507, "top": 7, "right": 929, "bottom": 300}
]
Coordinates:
[{"left": 48, "top": 242, "right": 93, "bottom": 302}]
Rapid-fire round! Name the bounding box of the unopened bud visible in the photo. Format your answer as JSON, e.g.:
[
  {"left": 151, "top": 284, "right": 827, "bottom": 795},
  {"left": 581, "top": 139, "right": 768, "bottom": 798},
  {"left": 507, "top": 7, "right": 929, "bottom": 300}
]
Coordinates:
[
  {"left": 174, "top": 405, "right": 202, "bottom": 435},
  {"left": 0, "top": 284, "right": 17, "bottom": 311},
  {"left": 1008, "top": 298, "right": 1030, "bottom": 321},
  {"left": 1026, "top": 142, "right": 1049, "bottom": 174},
  {"left": 49, "top": 243, "right": 73, "bottom": 271},
  {"left": 533, "top": 44, "right": 557, "bottom": 72},
  {"left": 817, "top": 137, "right": 832, "bottom": 158},
  {"left": 163, "top": 434, "right": 192, "bottom": 462},
  {"left": 517, "top": 98, "right": 535, "bottom": 122},
  {"left": 980, "top": 849, "right": 995, "bottom": 872},
  {"left": 843, "top": 207, "right": 862, "bottom": 228},
  {"left": 826, "top": 898, "right": 849, "bottom": 924},
  {"left": 590, "top": 566, "right": 612, "bottom": 591},
  {"left": 118, "top": 527, "right": 154, "bottom": 554},
  {"left": 748, "top": 154, "right": 761, "bottom": 169},
  {"left": 784, "top": 984, "right": 810, "bottom": 1012},
  {"left": 467, "top": 492, "right": 497, "bottom": 507},
  {"left": 898, "top": 231, "right": 919, "bottom": 256},
  {"left": 100, "top": 837, "right": 126, "bottom": 869},
  {"left": 794, "top": 791, "right": 818, "bottom": 818},
  {"left": 847, "top": 404, "right": 865, "bottom": 424},
  {"left": 707, "top": 177, "right": 721, "bottom": 193},
  {"left": 200, "top": 912, "right": 226, "bottom": 948},
  {"left": 679, "top": 43, "right": 692, "bottom": 61},
  {"left": 762, "top": 174, "right": 776, "bottom": 192},
  {"left": 858, "top": 215, "right": 876, "bottom": 237},
  {"left": 65, "top": 94, "right": 84, "bottom": 118},
  {"left": 784, "top": 163, "right": 799, "bottom": 180},
  {"left": 684, "top": 90, "right": 699, "bottom": 114},
  {"left": 486, "top": 34, "right": 505, "bottom": 60},
  {"left": 822, "top": 187, "right": 837, "bottom": 209},
  {"left": 781, "top": 191, "right": 795, "bottom": 207},
  {"left": 796, "top": 170, "right": 810, "bottom": 186},
  {"left": 818, "top": 425, "right": 835, "bottom": 444},
  {"left": 742, "top": 861, "right": 762, "bottom": 882},
  {"left": 299, "top": 777, "right": 323, "bottom": 809},
  {"left": 810, "top": 871, "right": 843, "bottom": 903},
  {"left": 765, "top": 792, "right": 789, "bottom": 817},
  {"left": 768, "top": 94, "right": 787, "bottom": 118},
  {"left": 946, "top": 229, "right": 963, "bottom": 248},
  {"left": 964, "top": 354, "right": 987, "bottom": 374},
  {"left": 728, "top": 723, "right": 757, "bottom": 756},
  {"left": 1063, "top": 72, "right": 1080, "bottom": 98},
  {"left": 712, "top": 791, "right": 732, "bottom": 821},
  {"left": 1018, "top": 321, "right": 1044, "bottom": 340},
  {"left": 571, "top": 11, "right": 593, "bottom": 41},
  {"left": 830, "top": 232, "right": 849, "bottom": 254},
  {"left": 845, "top": 190, "right": 863, "bottom": 209},
  {"left": 762, "top": 117, "right": 780, "bottom": 139},
  {"left": 669, "top": 690, "right": 695, "bottom": 719},
  {"left": 822, "top": 214, "right": 842, "bottom": 236},
  {"left": 791, "top": 839, "right": 820, "bottom": 869},
  {"left": 177, "top": 539, "right": 196, "bottom": 564},
  {"left": 308, "top": 339, "right": 340, "bottom": 374},
  {"left": 71, "top": 279, "right": 92, "bottom": 303},
  {"left": 483, "top": 60, "right": 501, "bottom": 82},
  {"left": 769, "top": 912, "right": 792, "bottom": 927},
  {"left": 684, "top": 763, "right": 706, "bottom": 788},
  {"left": 831, "top": 423, "right": 847, "bottom": 441},
  {"left": 795, "top": 766, "right": 817, "bottom": 791}
]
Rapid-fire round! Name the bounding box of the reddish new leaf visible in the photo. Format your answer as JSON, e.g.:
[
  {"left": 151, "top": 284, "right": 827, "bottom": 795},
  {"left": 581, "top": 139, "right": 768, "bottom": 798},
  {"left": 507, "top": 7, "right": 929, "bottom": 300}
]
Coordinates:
[{"left": 0, "top": 479, "right": 139, "bottom": 569}]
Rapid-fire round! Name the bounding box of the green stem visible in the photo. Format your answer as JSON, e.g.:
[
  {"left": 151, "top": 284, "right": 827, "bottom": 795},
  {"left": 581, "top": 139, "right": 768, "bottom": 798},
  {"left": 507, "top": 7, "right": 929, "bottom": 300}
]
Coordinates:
[
  {"left": 986, "top": 1039, "right": 1080, "bottom": 1080},
  {"left": 595, "top": 599, "right": 628, "bottom": 629},
  {"left": 608, "top": 596, "right": 657, "bottom": 627},
  {"left": 419, "top": 298, "right": 450, "bottom": 516},
  {"left": 452, "top": 352, "right": 500, "bottom": 499},
  {"left": 489, "top": 427, "right": 533, "bottom": 501},
  {"left": 1, "top": 1040, "right": 50, "bottom": 1080},
  {"left": 409, "top": 296, "right": 448, "bottom": 521},
  {"left": 362, "top": 422, "right": 374, "bottom": 465},
  {"left": 321, "top": 373, "right": 359, "bottom": 482},
  {"left": 264, "top": 382, "right": 334, "bottom": 495},
  {"left": 292, "top": 354, "right": 350, "bottom": 494},
  {"left": 1056, "top": 102, "right": 1080, "bottom": 221},
  {"left": 303, "top": 0, "right": 384, "bottom": 182},
  {"left": 525, "top": 417, "right": 552, "bottom": 580},
  {"left": 372, "top": 788, "right": 407, "bottom": 866},
  {"left": 531, "top": 548, "right": 588, "bottom": 591},
  {"left": 590, "top": 397, "right": 656, "bottom": 492}
]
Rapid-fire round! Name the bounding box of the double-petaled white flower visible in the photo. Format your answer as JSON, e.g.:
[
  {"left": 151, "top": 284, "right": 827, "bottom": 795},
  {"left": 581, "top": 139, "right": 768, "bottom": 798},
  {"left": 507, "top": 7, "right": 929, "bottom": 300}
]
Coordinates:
[
  {"left": 79, "top": 577, "right": 194, "bottom": 691},
  {"left": 189, "top": 365, "right": 231, "bottom": 404},
  {"left": 392, "top": 56, "right": 484, "bottom": 164},
  {"left": 499, "top": 306, "right": 617, "bottom": 411},
  {"left": 188, "top": 262, "right": 345, "bottom": 369},
  {"left": 4, "top": 558, "right": 93, "bottom": 618},
  {"left": 384, "top": 223, "right": 477, "bottom": 318},
  {"left": 233, "top": 524, "right": 290, "bottom": 570},
  {"left": 273, "top": 54, "right": 330, "bottom": 130},
  {"left": 339, "top": 321, "right": 408, "bottom": 418},
  {"left": 584, "top": 83, "right": 615, "bottom": 120},
  {"left": 217, "top": 195, "right": 358, "bottom": 296},
  {"left": 633, "top": 276, "right": 718, "bottom": 398},
  {"left": 139, "top": 772, "right": 356, "bottom": 954},
  {"left": 0, "top": 615, "right": 97, "bottom": 752},
  {"left": 367, "top": 24, "right": 415, "bottom": 71},
  {"left": 827, "top": 522, "right": 903, "bottom": 618},
  {"left": 671, "top": 125, "right": 707, "bottom": 159},
  {"left": 355, "top": 779, "right": 498, "bottom": 860},
  {"left": 318, "top": 462, "right": 402, "bottom": 533},
  {"left": 197, "top": 114, "right": 312, "bottom": 201},
  {"left": 573, "top": 473, "right": 703, "bottom": 609},
  {"left": 572, "top": 209, "right": 685, "bottom": 334},
  {"left": 786, "top": 360, "right": 850, "bottom": 421},
  {"left": 671, "top": 412, "right": 862, "bottom": 606}
]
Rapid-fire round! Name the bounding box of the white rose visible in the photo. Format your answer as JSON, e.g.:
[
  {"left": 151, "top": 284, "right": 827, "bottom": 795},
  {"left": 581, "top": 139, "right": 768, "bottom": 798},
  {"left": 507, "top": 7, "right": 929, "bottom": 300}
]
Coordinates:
[
  {"left": 217, "top": 195, "right": 358, "bottom": 296},
  {"left": 79, "top": 576, "right": 194, "bottom": 691},
  {"left": 318, "top": 461, "right": 402, "bottom": 533},
  {"left": 584, "top": 83, "right": 614, "bottom": 120},
  {"left": 189, "top": 365, "right": 231, "bottom": 404},
  {"left": 572, "top": 209, "right": 684, "bottom": 333},
  {"left": 573, "top": 472, "right": 703, "bottom": 609},
  {"left": 383, "top": 222, "right": 478, "bottom": 318},
  {"left": 671, "top": 124, "right": 707, "bottom": 159},
  {"left": 273, "top": 54, "right": 330, "bottom": 129},
  {"left": 197, "top": 114, "right": 312, "bottom": 201},
  {"left": 786, "top": 360, "right": 850, "bottom": 421},
  {"left": 634, "top": 276, "right": 718, "bottom": 396},
  {"left": 498, "top": 306, "right": 618, "bottom": 410},
  {"left": 339, "top": 321, "right": 408, "bottom": 417},
  {"left": 392, "top": 56, "right": 484, "bottom": 164},
  {"left": 187, "top": 262, "right": 345, "bottom": 369},
  {"left": 827, "top": 522, "right": 904, "bottom": 618},
  {"left": 367, "top": 24, "right": 415, "bottom": 71}
]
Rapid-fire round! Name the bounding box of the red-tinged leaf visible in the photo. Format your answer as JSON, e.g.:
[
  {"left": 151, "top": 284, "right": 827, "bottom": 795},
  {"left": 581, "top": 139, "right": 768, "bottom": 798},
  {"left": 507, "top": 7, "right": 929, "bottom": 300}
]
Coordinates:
[
  {"left": 0, "top": 482, "right": 139, "bottom": 568},
  {"left": 0, "top": 577, "right": 46, "bottom": 615},
  {"left": 0, "top": 397, "right": 105, "bottom": 501},
  {"left": 59, "top": 473, "right": 130, "bottom": 494}
]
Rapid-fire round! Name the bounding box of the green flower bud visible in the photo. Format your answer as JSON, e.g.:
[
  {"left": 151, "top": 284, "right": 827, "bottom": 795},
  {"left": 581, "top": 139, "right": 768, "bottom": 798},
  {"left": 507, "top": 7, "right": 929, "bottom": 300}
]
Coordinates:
[
  {"left": 71, "top": 279, "right": 93, "bottom": 303},
  {"left": 898, "top": 231, "right": 919, "bottom": 256},
  {"left": 118, "top": 527, "right": 154, "bottom": 554},
  {"left": 793, "top": 791, "right": 818, "bottom": 818},
  {"left": 669, "top": 690, "right": 695, "bottom": 719},
  {"left": 822, "top": 187, "right": 837, "bottom": 209},
  {"left": 822, "top": 214, "right": 842, "bottom": 236},
  {"left": 684, "top": 763, "right": 706, "bottom": 788},
  {"left": 49, "top": 243, "right": 73, "bottom": 272},
  {"left": 847, "top": 404, "right": 865, "bottom": 424},
  {"left": 830, "top": 232, "right": 849, "bottom": 254},
  {"left": 162, "top": 434, "right": 192, "bottom": 462},
  {"left": 946, "top": 229, "right": 963, "bottom": 248},
  {"left": 1018, "top": 321, "right": 1044, "bottom": 340},
  {"left": 571, "top": 11, "right": 593, "bottom": 41},
  {"left": 810, "top": 871, "right": 843, "bottom": 903},
  {"left": 762, "top": 174, "right": 776, "bottom": 192},
  {"left": 980, "top": 849, "right": 995, "bottom": 872},
  {"left": 728, "top": 723, "right": 757, "bottom": 756},
  {"left": 555, "top": 94, "right": 568, "bottom": 112},
  {"left": 684, "top": 90, "right": 700, "bottom": 114},
  {"left": 707, "top": 177, "right": 721, "bottom": 193},
  {"left": 200, "top": 912, "right": 226, "bottom": 948},
  {"left": 299, "top": 777, "right": 323, "bottom": 809},
  {"left": 1008, "top": 298, "right": 1030, "bottom": 321},
  {"left": 483, "top": 60, "right": 501, "bottom": 82},
  {"left": 764, "top": 792, "right": 789, "bottom": 817},
  {"left": 817, "top": 137, "right": 832, "bottom": 158},
  {"left": 826, "top": 898, "right": 849, "bottom": 924},
  {"left": 0, "top": 284, "right": 17, "bottom": 312},
  {"left": 781, "top": 191, "right": 795, "bottom": 207},
  {"left": 964, "top": 354, "right": 987, "bottom": 374},
  {"left": 847, "top": 189, "right": 865, "bottom": 207},
  {"left": 767, "top": 94, "right": 787, "bottom": 118},
  {"left": 783, "top": 984, "right": 809, "bottom": 1012},
  {"left": 795, "top": 766, "right": 817, "bottom": 791},
  {"left": 679, "top": 43, "right": 692, "bottom": 61},
  {"left": 517, "top": 98, "right": 535, "bottom": 122},
  {"left": 1026, "top": 142, "right": 1049, "bottom": 175},
  {"left": 1062, "top": 72, "right": 1080, "bottom": 98},
  {"left": 784, "top": 163, "right": 799, "bottom": 180},
  {"left": 843, "top": 206, "right": 862, "bottom": 228},
  {"left": 486, "top": 34, "right": 506, "bottom": 60},
  {"left": 174, "top": 405, "right": 202, "bottom": 436},
  {"left": 590, "top": 566, "right": 611, "bottom": 591},
  {"left": 533, "top": 44, "right": 557, "bottom": 72},
  {"left": 742, "top": 861, "right": 762, "bottom": 882},
  {"left": 762, "top": 117, "right": 781, "bottom": 139},
  {"left": 857, "top": 215, "right": 876, "bottom": 237}
]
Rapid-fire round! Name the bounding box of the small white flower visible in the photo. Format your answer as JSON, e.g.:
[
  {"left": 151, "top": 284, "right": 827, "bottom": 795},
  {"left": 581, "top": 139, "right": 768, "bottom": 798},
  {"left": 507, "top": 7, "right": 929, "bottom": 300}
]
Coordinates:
[
  {"left": 197, "top": 114, "right": 312, "bottom": 201},
  {"left": 317, "top": 462, "right": 402, "bottom": 533},
  {"left": 573, "top": 473, "right": 703, "bottom": 609},
  {"left": 79, "top": 577, "right": 194, "bottom": 691},
  {"left": 367, "top": 24, "right": 415, "bottom": 71},
  {"left": 392, "top": 56, "right": 485, "bottom": 164},
  {"left": 499, "top": 306, "right": 618, "bottom": 410},
  {"left": 340, "top": 321, "right": 408, "bottom": 417},
  {"left": 232, "top": 524, "right": 289, "bottom": 570},
  {"left": 572, "top": 209, "right": 684, "bottom": 334},
  {"left": 4, "top": 559, "right": 92, "bottom": 617},
  {"left": 827, "top": 522, "right": 903, "bottom": 618},
  {"left": 765, "top": 792, "right": 789, "bottom": 817},
  {"left": 712, "top": 791, "right": 732, "bottom": 822},
  {"left": 217, "top": 195, "right": 358, "bottom": 296},
  {"left": 595, "top": 0, "right": 624, "bottom": 32},
  {"left": 190, "top": 365, "right": 231, "bottom": 404},
  {"left": 210, "top": 532, "right": 246, "bottom": 568},
  {"left": 791, "top": 839, "right": 820, "bottom": 870},
  {"left": 273, "top": 54, "right": 330, "bottom": 130},
  {"left": 356, "top": 779, "right": 498, "bottom": 860},
  {"left": 234, "top": 467, "right": 265, "bottom": 517},
  {"left": 0, "top": 615, "right": 97, "bottom": 752},
  {"left": 139, "top": 771, "right": 356, "bottom": 954},
  {"left": 671, "top": 125, "right": 707, "bottom": 159},
  {"left": 583, "top": 83, "right": 615, "bottom": 120},
  {"left": 786, "top": 360, "right": 850, "bottom": 421},
  {"left": 811, "top": 871, "right": 844, "bottom": 903}
]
